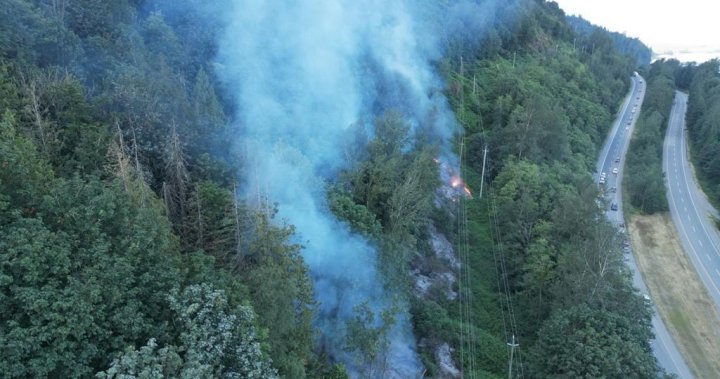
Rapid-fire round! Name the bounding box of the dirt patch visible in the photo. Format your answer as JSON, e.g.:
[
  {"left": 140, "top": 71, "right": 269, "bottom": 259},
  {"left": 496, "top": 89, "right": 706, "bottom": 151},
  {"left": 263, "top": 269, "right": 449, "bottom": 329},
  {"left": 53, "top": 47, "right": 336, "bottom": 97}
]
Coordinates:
[{"left": 629, "top": 213, "right": 720, "bottom": 378}]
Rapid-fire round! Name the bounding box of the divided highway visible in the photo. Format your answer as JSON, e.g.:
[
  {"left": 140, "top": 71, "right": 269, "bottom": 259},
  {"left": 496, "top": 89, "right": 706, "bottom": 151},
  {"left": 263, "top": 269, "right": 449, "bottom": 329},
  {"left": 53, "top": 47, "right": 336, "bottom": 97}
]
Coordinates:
[
  {"left": 664, "top": 91, "right": 720, "bottom": 311},
  {"left": 597, "top": 76, "right": 693, "bottom": 378}
]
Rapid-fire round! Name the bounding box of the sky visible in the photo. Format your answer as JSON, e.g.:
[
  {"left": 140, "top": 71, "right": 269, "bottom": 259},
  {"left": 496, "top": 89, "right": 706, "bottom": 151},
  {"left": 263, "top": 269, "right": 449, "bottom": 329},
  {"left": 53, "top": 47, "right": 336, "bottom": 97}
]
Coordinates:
[{"left": 554, "top": 0, "right": 720, "bottom": 61}]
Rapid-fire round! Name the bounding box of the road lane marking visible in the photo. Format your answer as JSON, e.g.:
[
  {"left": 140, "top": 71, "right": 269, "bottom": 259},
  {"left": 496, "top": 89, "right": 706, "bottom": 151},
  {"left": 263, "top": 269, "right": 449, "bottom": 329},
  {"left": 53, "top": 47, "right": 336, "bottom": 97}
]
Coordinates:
[
  {"left": 699, "top": 240, "right": 704, "bottom": 247},
  {"left": 692, "top": 226, "right": 696, "bottom": 232},
  {"left": 663, "top": 93, "right": 720, "bottom": 300}
]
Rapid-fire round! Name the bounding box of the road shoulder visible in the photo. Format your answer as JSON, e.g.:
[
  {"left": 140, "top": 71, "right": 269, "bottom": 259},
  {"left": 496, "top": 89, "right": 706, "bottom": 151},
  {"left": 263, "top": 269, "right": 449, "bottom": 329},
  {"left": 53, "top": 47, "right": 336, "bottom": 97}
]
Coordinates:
[{"left": 628, "top": 213, "right": 720, "bottom": 378}]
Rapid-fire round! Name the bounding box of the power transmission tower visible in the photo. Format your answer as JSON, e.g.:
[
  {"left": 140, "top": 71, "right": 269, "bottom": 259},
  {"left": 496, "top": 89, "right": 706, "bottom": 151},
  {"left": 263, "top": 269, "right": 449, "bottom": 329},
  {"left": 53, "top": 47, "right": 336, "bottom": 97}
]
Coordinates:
[{"left": 507, "top": 334, "right": 519, "bottom": 379}]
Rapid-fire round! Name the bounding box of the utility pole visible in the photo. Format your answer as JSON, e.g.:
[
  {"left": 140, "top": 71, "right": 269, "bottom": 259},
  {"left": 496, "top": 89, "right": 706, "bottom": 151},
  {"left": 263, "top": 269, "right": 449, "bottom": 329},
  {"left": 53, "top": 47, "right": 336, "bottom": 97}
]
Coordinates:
[
  {"left": 479, "top": 145, "right": 488, "bottom": 198},
  {"left": 507, "top": 334, "right": 519, "bottom": 379}
]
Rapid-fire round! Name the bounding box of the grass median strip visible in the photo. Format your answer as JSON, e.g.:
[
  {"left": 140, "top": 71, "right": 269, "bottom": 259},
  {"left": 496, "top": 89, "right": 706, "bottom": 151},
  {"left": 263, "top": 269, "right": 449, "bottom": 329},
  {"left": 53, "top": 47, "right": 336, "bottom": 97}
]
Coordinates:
[{"left": 629, "top": 213, "right": 720, "bottom": 378}]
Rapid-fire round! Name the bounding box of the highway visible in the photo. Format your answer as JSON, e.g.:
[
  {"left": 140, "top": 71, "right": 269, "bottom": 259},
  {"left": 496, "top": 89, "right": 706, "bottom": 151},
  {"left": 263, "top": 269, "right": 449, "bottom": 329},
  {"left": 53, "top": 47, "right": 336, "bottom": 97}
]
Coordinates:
[
  {"left": 597, "top": 76, "right": 693, "bottom": 378},
  {"left": 664, "top": 91, "right": 720, "bottom": 311}
]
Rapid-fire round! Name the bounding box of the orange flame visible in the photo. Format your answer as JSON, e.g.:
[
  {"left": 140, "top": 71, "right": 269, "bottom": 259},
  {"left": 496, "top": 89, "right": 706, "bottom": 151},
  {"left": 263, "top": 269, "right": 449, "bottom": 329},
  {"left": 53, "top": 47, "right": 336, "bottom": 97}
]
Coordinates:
[
  {"left": 451, "top": 175, "right": 462, "bottom": 188},
  {"left": 435, "top": 157, "right": 473, "bottom": 199},
  {"left": 450, "top": 174, "right": 473, "bottom": 198}
]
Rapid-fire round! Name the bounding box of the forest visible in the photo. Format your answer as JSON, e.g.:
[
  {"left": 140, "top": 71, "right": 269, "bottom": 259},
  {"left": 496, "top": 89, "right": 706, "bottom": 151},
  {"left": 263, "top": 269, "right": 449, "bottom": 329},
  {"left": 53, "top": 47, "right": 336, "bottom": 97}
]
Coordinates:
[
  {"left": 624, "top": 60, "right": 676, "bottom": 214},
  {"left": 0, "top": 0, "right": 667, "bottom": 378},
  {"left": 679, "top": 59, "right": 720, "bottom": 210}
]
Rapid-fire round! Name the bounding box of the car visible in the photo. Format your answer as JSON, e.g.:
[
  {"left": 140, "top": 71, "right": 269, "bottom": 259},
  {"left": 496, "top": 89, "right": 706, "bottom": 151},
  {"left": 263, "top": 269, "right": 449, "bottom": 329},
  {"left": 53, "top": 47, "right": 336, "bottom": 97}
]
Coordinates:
[
  {"left": 612, "top": 167, "right": 619, "bottom": 175},
  {"left": 610, "top": 187, "right": 617, "bottom": 193},
  {"left": 615, "top": 157, "right": 620, "bottom": 163},
  {"left": 610, "top": 203, "right": 618, "bottom": 211},
  {"left": 599, "top": 177, "right": 606, "bottom": 185},
  {"left": 623, "top": 246, "right": 631, "bottom": 253},
  {"left": 619, "top": 222, "right": 625, "bottom": 228},
  {"left": 600, "top": 172, "right": 607, "bottom": 178}
]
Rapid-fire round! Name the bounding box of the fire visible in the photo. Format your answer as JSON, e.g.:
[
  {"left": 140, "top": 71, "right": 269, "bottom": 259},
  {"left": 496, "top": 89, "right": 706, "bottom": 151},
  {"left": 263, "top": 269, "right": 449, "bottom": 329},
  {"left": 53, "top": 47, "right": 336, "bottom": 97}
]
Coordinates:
[
  {"left": 434, "top": 157, "right": 473, "bottom": 199},
  {"left": 451, "top": 175, "right": 462, "bottom": 188},
  {"left": 450, "top": 173, "right": 473, "bottom": 198}
]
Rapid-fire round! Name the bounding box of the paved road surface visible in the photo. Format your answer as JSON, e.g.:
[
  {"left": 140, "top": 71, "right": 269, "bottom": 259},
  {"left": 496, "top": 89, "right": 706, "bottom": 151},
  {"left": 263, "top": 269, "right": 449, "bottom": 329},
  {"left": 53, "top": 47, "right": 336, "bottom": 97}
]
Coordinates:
[
  {"left": 664, "top": 91, "right": 720, "bottom": 311},
  {"left": 597, "top": 76, "right": 693, "bottom": 378}
]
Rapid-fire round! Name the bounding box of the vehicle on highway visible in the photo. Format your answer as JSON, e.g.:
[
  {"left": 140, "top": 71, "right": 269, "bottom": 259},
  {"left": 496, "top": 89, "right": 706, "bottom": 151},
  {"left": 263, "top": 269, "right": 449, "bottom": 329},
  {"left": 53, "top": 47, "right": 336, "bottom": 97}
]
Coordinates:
[
  {"left": 610, "top": 187, "right": 617, "bottom": 193},
  {"left": 612, "top": 167, "right": 619, "bottom": 175},
  {"left": 615, "top": 157, "right": 620, "bottom": 163},
  {"left": 611, "top": 203, "right": 618, "bottom": 211}
]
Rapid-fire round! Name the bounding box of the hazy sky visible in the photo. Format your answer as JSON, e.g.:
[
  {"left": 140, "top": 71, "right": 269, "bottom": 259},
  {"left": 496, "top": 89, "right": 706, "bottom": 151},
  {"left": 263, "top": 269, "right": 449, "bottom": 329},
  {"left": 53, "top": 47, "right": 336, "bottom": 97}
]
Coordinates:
[{"left": 554, "top": 0, "right": 720, "bottom": 54}]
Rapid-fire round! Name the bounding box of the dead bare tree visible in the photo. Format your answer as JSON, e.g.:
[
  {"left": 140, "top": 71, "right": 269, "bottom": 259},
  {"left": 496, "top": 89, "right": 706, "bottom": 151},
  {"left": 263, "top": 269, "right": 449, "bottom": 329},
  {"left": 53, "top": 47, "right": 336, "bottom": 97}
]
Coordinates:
[
  {"left": 163, "top": 120, "right": 190, "bottom": 224},
  {"left": 17, "top": 69, "right": 63, "bottom": 157}
]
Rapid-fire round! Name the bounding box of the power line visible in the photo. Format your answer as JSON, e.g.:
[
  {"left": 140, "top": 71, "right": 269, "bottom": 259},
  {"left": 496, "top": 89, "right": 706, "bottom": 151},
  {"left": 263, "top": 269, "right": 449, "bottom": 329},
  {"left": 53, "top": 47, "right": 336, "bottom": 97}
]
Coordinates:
[{"left": 488, "top": 185, "right": 525, "bottom": 379}]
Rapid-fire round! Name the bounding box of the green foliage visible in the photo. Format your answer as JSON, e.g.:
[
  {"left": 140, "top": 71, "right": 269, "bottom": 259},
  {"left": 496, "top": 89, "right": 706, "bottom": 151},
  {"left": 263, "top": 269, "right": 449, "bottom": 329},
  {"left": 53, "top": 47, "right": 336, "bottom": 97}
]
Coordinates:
[
  {"left": 684, "top": 59, "right": 720, "bottom": 208},
  {"left": 625, "top": 60, "right": 676, "bottom": 213},
  {"left": 344, "top": 302, "right": 397, "bottom": 375},
  {"left": 238, "top": 210, "right": 316, "bottom": 378},
  {"left": 437, "top": 2, "right": 662, "bottom": 376},
  {"left": 97, "top": 284, "right": 278, "bottom": 379},
  {"left": 0, "top": 0, "right": 669, "bottom": 377},
  {"left": 0, "top": 174, "right": 183, "bottom": 377},
  {"left": 341, "top": 111, "right": 440, "bottom": 289},
  {"left": 567, "top": 15, "right": 652, "bottom": 66},
  {"left": 0, "top": 110, "right": 53, "bottom": 209},
  {"left": 530, "top": 304, "right": 658, "bottom": 378},
  {"left": 328, "top": 187, "right": 382, "bottom": 239}
]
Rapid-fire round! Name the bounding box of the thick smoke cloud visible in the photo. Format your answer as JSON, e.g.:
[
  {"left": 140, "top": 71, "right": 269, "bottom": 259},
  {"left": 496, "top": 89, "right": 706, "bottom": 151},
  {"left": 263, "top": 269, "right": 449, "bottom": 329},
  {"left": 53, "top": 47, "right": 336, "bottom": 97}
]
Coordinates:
[{"left": 215, "top": 0, "right": 478, "bottom": 375}]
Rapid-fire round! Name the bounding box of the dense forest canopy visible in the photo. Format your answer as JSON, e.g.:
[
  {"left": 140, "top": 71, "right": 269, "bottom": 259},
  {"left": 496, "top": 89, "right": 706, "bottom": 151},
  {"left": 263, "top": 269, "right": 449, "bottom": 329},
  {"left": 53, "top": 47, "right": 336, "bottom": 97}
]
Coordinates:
[
  {"left": 681, "top": 59, "right": 720, "bottom": 208},
  {"left": 567, "top": 15, "right": 653, "bottom": 67},
  {"left": 0, "top": 0, "right": 667, "bottom": 377}
]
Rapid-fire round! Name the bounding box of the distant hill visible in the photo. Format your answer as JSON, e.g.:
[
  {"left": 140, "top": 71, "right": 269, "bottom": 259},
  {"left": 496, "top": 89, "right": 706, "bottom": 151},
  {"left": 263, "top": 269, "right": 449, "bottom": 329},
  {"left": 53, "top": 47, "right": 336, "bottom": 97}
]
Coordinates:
[{"left": 567, "top": 15, "right": 652, "bottom": 65}]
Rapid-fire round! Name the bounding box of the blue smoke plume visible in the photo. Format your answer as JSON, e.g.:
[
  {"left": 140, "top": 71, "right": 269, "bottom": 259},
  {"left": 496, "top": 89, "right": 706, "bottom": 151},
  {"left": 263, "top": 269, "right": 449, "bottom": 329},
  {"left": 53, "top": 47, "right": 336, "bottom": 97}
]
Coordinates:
[{"left": 214, "top": 0, "right": 498, "bottom": 375}]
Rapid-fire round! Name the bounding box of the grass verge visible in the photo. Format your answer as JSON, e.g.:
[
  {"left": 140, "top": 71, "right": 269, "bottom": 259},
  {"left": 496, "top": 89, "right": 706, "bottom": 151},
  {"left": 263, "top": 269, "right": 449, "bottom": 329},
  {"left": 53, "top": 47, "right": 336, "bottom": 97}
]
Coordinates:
[{"left": 628, "top": 213, "right": 720, "bottom": 378}]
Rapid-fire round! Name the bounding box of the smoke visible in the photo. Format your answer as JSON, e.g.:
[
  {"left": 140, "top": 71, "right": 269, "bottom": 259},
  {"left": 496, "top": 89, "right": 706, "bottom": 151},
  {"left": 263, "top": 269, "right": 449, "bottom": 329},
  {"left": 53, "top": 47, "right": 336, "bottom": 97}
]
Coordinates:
[{"left": 214, "top": 0, "right": 495, "bottom": 375}]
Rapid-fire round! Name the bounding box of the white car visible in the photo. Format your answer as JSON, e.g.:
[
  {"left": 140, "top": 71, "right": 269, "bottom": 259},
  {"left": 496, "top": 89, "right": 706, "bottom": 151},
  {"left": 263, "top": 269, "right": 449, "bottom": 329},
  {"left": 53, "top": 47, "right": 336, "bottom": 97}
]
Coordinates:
[{"left": 612, "top": 167, "right": 619, "bottom": 175}]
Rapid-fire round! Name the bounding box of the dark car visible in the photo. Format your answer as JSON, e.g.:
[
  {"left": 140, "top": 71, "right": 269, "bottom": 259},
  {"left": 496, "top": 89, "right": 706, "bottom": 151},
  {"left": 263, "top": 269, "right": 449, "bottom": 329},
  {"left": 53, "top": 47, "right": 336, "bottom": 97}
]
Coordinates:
[{"left": 611, "top": 203, "right": 618, "bottom": 211}]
